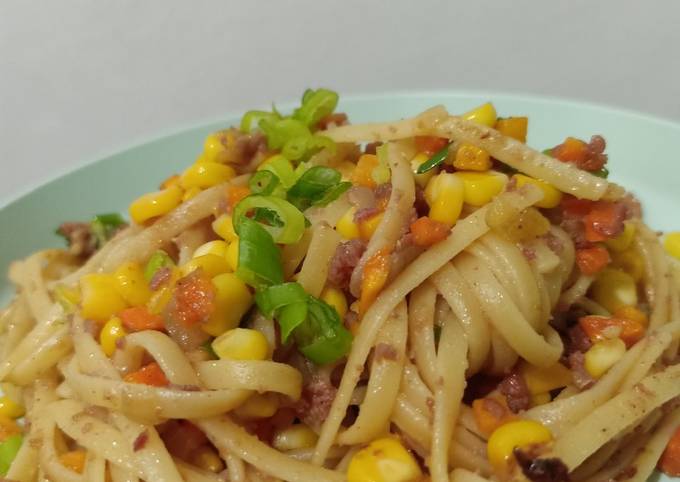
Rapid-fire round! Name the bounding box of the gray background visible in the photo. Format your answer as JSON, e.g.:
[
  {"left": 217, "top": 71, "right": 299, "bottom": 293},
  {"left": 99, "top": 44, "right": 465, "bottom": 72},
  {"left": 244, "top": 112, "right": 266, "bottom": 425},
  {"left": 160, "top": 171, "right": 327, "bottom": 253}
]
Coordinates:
[{"left": 1, "top": 0, "right": 679, "bottom": 205}]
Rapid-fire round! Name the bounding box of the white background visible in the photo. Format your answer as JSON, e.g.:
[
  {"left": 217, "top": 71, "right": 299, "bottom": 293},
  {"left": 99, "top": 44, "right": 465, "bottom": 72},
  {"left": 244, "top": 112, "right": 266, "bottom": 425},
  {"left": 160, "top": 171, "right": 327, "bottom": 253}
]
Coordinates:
[{"left": 2, "top": 0, "right": 679, "bottom": 205}]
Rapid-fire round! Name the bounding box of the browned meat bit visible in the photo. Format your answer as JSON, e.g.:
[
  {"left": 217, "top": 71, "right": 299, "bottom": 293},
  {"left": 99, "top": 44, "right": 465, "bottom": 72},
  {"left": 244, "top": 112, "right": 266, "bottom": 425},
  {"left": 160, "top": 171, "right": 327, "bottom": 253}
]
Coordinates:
[
  {"left": 620, "top": 192, "right": 642, "bottom": 219},
  {"left": 613, "top": 466, "right": 638, "bottom": 481},
  {"left": 133, "top": 430, "right": 149, "bottom": 451},
  {"left": 414, "top": 185, "right": 429, "bottom": 217},
  {"left": 551, "top": 135, "right": 608, "bottom": 172},
  {"left": 327, "top": 239, "right": 367, "bottom": 291},
  {"left": 498, "top": 372, "right": 531, "bottom": 413},
  {"left": 149, "top": 266, "right": 172, "bottom": 291},
  {"left": 568, "top": 351, "right": 595, "bottom": 390},
  {"left": 56, "top": 222, "right": 97, "bottom": 258},
  {"left": 364, "top": 141, "right": 383, "bottom": 154},
  {"left": 354, "top": 207, "right": 381, "bottom": 223},
  {"left": 294, "top": 376, "right": 337, "bottom": 427},
  {"left": 514, "top": 448, "right": 571, "bottom": 482},
  {"left": 567, "top": 325, "right": 593, "bottom": 354},
  {"left": 317, "top": 112, "right": 349, "bottom": 130}
]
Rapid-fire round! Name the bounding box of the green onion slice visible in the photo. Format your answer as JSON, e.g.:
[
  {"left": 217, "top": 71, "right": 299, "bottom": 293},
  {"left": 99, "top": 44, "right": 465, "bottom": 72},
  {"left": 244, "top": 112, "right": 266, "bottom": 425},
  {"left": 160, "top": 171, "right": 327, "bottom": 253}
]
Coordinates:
[
  {"left": 240, "top": 110, "right": 281, "bottom": 133},
  {"left": 144, "top": 249, "right": 175, "bottom": 282},
  {"left": 287, "top": 166, "right": 351, "bottom": 211},
  {"left": 293, "top": 88, "right": 339, "bottom": 127},
  {"left": 260, "top": 155, "right": 298, "bottom": 189},
  {"left": 90, "top": 213, "right": 126, "bottom": 247},
  {"left": 295, "top": 297, "right": 353, "bottom": 365},
  {"left": 233, "top": 195, "right": 306, "bottom": 244},
  {"left": 249, "top": 171, "right": 280, "bottom": 196},
  {"left": 0, "top": 434, "right": 22, "bottom": 476},
  {"left": 416, "top": 142, "right": 452, "bottom": 174},
  {"left": 259, "top": 118, "right": 311, "bottom": 150},
  {"left": 235, "top": 217, "right": 284, "bottom": 290}
]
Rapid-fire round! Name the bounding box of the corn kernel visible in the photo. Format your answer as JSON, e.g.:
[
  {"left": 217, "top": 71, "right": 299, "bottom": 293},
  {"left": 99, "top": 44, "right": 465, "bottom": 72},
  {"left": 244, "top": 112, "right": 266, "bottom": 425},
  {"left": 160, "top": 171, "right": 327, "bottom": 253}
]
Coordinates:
[
  {"left": 359, "top": 212, "right": 384, "bottom": 240},
  {"left": 234, "top": 393, "right": 279, "bottom": 419},
  {"left": 347, "top": 437, "right": 422, "bottom": 482},
  {"left": 410, "top": 153, "right": 436, "bottom": 188},
  {"left": 99, "top": 317, "right": 127, "bottom": 357},
  {"left": 584, "top": 338, "right": 626, "bottom": 378},
  {"left": 664, "top": 232, "right": 680, "bottom": 260},
  {"left": 591, "top": 268, "right": 638, "bottom": 313},
  {"left": 59, "top": 450, "right": 86, "bottom": 473},
  {"left": 194, "top": 240, "right": 230, "bottom": 259},
  {"left": 610, "top": 248, "right": 645, "bottom": 282},
  {"left": 211, "top": 328, "right": 268, "bottom": 360},
  {"left": 612, "top": 305, "right": 648, "bottom": 327},
  {"left": 0, "top": 396, "right": 24, "bottom": 419},
  {"left": 203, "top": 132, "right": 227, "bottom": 164},
  {"left": 190, "top": 446, "right": 224, "bottom": 473},
  {"left": 113, "top": 261, "right": 152, "bottom": 306},
  {"left": 180, "top": 162, "right": 235, "bottom": 190},
  {"left": 605, "top": 222, "right": 636, "bottom": 253},
  {"left": 0, "top": 415, "right": 21, "bottom": 441},
  {"left": 462, "top": 102, "right": 497, "bottom": 127},
  {"left": 212, "top": 215, "right": 238, "bottom": 242},
  {"left": 129, "top": 186, "right": 183, "bottom": 224},
  {"left": 80, "top": 274, "right": 127, "bottom": 321},
  {"left": 321, "top": 287, "right": 348, "bottom": 319},
  {"left": 424, "top": 172, "right": 464, "bottom": 226},
  {"left": 456, "top": 171, "right": 508, "bottom": 206},
  {"left": 160, "top": 174, "right": 181, "bottom": 189},
  {"left": 495, "top": 117, "right": 529, "bottom": 143},
  {"left": 336, "top": 207, "right": 361, "bottom": 239},
  {"left": 272, "top": 424, "right": 319, "bottom": 451},
  {"left": 180, "top": 254, "right": 231, "bottom": 278},
  {"left": 512, "top": 174, "right": 562, "bottom": 208},
  {"left": 519, "top": 361, "right": 573, "bottom": 395},
  {"left": 202, "top": 273, "right": 253, "bottom": 336},
  {"left": 454, "top": 143, "right": 492, "bottom": 171},
  {"left": 226, "top": 241, "right": 239, "bottom": 272},
  {"left": 182, "top": 186, "right": 202, "bottom": 202},
  {"left": 530, "top": 392, "right": 551, "bottom": 407},
  {"left": 487, "top": 420, "right": 552, "bottom": 472}
]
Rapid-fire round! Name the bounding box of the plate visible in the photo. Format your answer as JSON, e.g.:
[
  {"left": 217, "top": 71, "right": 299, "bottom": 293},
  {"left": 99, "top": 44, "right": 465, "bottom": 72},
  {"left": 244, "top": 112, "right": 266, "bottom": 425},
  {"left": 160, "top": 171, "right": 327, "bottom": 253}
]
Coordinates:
[{"left": 0, "top": 91, "right": 678, "bottom": 479}]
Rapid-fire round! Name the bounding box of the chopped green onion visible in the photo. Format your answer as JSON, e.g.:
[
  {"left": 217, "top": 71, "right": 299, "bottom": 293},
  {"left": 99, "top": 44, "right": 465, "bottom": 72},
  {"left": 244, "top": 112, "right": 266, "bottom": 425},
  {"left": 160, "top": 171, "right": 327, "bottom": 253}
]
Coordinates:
[
  {"left": 249, "top": 171, "right": 280, "bottom": 196},
  {"left": 416, "top": 142, "right": 452, "bottom": 174},
  {"left": 287, "top": 166, "right": 351, "bottom": 211},
  {"left": 293, "top": 88, "right": 339, "bottom": 127},
  {"left": 144, "top": 250, "right": 175, "bottom": 282},
  {"left": 255, "top": 282, "right": 310, "bottom": 342},
  {"left": 236, "top": 217, "right": 284, "bottom": 290},
  {"left": 233, "top": 195, "right": 306, "bottom": 244},
  {"left": 301, "top": 88, "right": 315, "bottom": 104},
  {"left": 278, "top": 302, "right": 309, "bottom": 342},
  {"left": 542, "top": 148, "right": 553, "bottom": 156},
  {"left": 241, "top": 110, "right": 281, "bottom": 133},
  {"left": 307, "top": 135, "right": 336, "bottom": 153},
  {"left": 0, "top": 434, "right": 22, "bottom": 475},
  {"left": 294, "top": 297, "right": 352, "bottom": 365},
  {"left": 593, "top": 166, "right": 609, "bottom": 178},
  {"left": 260, "top": 155, "right": 298, "bottom": 189},
  {"left": 90, "top": 213, "right": 126, "bottom": 247},
  {"left": 282, "top": 136, "right": 309, "bottom": 161},
  {"left": 259, "top": 118, "right": 311, "bottom": 150}
]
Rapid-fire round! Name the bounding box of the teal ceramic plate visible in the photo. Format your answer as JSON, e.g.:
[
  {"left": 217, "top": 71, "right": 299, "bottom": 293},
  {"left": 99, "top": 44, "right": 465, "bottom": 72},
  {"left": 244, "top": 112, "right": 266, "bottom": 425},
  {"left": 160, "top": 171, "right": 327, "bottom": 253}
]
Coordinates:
[{"left": 0, "top": 92, "right": 678, "bottom": 479}]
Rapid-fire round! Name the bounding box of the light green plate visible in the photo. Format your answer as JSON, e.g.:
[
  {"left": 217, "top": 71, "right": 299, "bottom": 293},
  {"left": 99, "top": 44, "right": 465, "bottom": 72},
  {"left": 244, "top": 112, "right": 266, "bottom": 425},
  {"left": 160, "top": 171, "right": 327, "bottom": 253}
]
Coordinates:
[{"left": 0, "top": 91, "right": 678, "bottom": 478}]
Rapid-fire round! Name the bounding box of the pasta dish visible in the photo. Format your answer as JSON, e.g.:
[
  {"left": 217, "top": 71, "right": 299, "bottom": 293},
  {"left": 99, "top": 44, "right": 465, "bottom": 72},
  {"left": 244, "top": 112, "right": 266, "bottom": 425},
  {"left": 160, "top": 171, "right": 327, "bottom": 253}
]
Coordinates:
[{"left": 1, "top": 89, "right": 680, "bottom": 482}]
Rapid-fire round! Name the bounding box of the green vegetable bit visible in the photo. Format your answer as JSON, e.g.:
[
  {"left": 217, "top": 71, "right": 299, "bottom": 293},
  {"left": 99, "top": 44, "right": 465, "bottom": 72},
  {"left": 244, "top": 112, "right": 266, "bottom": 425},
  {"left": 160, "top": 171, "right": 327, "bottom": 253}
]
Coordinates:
[
  {"left": 236, "top": 217, "right": 284, "bottom": 290},
  {"left": 233, "top": 195, "right": 306, "bottom": 244},
  {"left": 0, "top": 434, "right": 22, "bottom": 475},
  {"left": 144, "top": 249, "right": 175, "bottom": 282},
  {"left": 416, "top": 142, "right": 452, "bottom": 174},
  {"left": 287, "top": 166, "right": 351, "bottom": 211}
]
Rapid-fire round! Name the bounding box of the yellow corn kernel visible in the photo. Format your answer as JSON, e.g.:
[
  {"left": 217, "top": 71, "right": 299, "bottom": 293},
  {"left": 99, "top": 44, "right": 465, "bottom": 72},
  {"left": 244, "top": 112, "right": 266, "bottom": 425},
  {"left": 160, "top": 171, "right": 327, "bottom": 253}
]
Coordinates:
[
  {"left": 359, "top": 212, "right": 384, "bottom": 240},
  {"left": 212, "top": 215, "right": 238, "bottom": 242},
  {"left": 321, "top": 287, "right": 348, "bottom": 319},
  {"left": 234, "top": 393, "right": 279, "bottom": 419},
  {"left": 0, "top": 396, "right": 24, "bottom": 419},
  {"left": 202, "top": 132, "right": 227, "bottom": 164},
  {"left": 487, "top": 420, "right": 552, "bottom": 472},
  {"left": 584, "top": 338, "right": 627, "bottom": 378},
  {"left": 519, "top": 361, "right": 573, "bottom": 395},
  {"left": 272, "top": 424, "right": 319, "bottom": 451},
  {"left": 591, "top": 268, "right": 638, "bottom": 313},
  {"left": 180, "top": 162, "right": 235, "bottom": 190},
  {"left": 424, "top": 172, "right": 464, "bottom": 226},
  {"left": 80, "top": 273, "right": 128, "bottom": 321},
  {"left": 180, "top": 254, "right": 231, "bottom": 278},
  {"left": 99, "top": 317, "right": 127, "bottom": 357},
  {"left": 454, "top": 143, "right": 492, "bottom": 171},
  {"left": 336, "top": 207, "right": 360, "bottom": 239},
  {"left": 182, "top": 186, "right": 202, "bottom": 202},
  {"left": 194, "top": 240, "right": 230, "bottom": 259},
  {"left": 605, "top": 222, "right": 636, "bottom": 253},
  {"left": 664, "top": 232, "right": 680, "bottom": 260},
  {"left": 211, "top": 328, "right": 268, "bottom": 360},
  {"left": 613, "top": 305, "right": 648, "bottom": 327},
  {"left": 202, "top": 273, "right": 253, "bottom": 336},
  {"left": 190, "top": 446, "right": 224, "bottom": 473},
  {"left": 347, "top": 437, "right": 422, "bottom": 482},
  {"left": 610, "top": 248, "right": 645, "bottom": 282},
  {"left": 462, "top": 102, "right": 497, "bottom": 127},
  {"left": 455, "top": 171, "right": 508, "bottom": 206},
  {"left": 0, "top": 415, "right": 21, "bottom": 441},
  {"left": 160, "top": 174, "right": 181, "bottom": 189},
  {"left": 530, "top": 392, "right": 551, "bottom": 407},
  {"left": 512, "top": 174, "right": 562, "bottom": 209},
  {"left": 59, "top": 450, "right": 86, "bottom": 473},
  {"left": 226, "top": 241, "right": 239, "bottom": 272},
  {"left": 129, "top": 186, "right": 183, "bottom": 224},
  {"left": 495, "top": 117, "right": 529, "bottom": 143},
  {"left": 410, "top": 153, "right": 436, "bottom": 188},
  {"left": 113, "top": 261, "right": 152, "bottom": 306}
]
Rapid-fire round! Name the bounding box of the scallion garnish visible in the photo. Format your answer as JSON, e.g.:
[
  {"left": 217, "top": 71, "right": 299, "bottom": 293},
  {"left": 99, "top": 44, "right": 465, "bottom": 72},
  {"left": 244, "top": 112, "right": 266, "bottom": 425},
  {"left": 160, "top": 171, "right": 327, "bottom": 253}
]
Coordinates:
[
  {"left": 235, "top": 217, "right": 284, "bottom": 290},
  {"left": 287, "top": 166, "right": 351, "bottom": 211},
  {"left": 90, "top": 213, "right": 126, "bottom": 247},
  {"left": 233, "top": 195, "right": 306, "bottom": 244},
  {"left": 416, "top": 142, "right": 453, "bottom": 174}
]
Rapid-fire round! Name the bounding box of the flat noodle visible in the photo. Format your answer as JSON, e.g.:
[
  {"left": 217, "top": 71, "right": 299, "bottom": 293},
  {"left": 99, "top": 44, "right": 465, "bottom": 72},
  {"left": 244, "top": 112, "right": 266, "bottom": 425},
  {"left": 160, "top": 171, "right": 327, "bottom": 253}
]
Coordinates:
[{"left": 296, "top": 222, "right": 341, "bottom": 297}]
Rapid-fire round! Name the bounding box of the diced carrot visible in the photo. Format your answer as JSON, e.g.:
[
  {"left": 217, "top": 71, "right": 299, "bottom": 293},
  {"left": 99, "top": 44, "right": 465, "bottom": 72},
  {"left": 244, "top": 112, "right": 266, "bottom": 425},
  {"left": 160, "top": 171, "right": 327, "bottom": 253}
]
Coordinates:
[
  {"left": 415, "top": 136, "right": 449, "bottom": 155},
  {"left": 576, "top": 245, "right": 611, "bottom": 275},
  {"left": 583, "top": 202, "right": 626, "bottom": 243},
  {"left": 551, "top": 137, "right": 588, "bottom": 164},
  {"left": 359, "top": 247, "right": 391, "bottom": 316},
  {"left": 578, "top": 315, "right": 645, "bottom": 348},
  {"left": 494, "top": 117, "right": 528, "bottom": 142},
  {"left": 118, "top": 306, "right": 165, "bottom": 332},
  {"left": 561, "top": 196, "right": 594, "bottom": 217},
  {"left": 612, "top": 306, "right": 648, "bottom": 327},
  {"left": 227, "top": 185, "right": 251, "bottom": 213},
  {"left": 59, "top": 450, "right": 87, "bottom": 473},
  {"left": 472, "top": 397, "right": 515, "bottom": 436},
  {"left": 351, "top": 154, "right": 379, "bottom": 188},
  {"left": 410, "top": 216, "right": 450, "bottom": 247},
  {"left": 161, "top": 420, "right": 208, "bottom": 459},
  {"left": 171, "top": 271, "right": 216, "bottom": 327},
  {"left": 124, "top": 362, "right": 169, "bottom": 387},
  {"left": 659, "top": 426, "right": 680, "bottom": 476}
]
